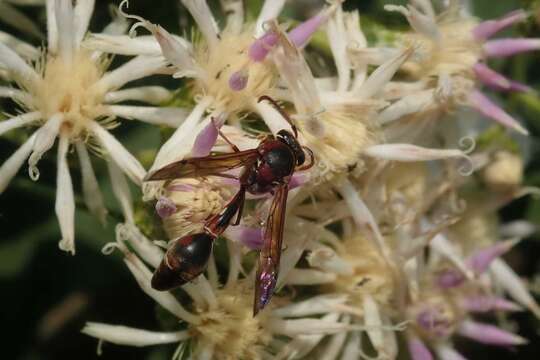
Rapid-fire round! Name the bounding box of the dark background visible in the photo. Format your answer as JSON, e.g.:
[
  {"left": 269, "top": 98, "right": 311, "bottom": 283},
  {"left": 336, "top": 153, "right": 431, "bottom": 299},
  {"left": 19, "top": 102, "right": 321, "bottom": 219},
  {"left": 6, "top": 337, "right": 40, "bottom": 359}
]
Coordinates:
[{"left": 1, "top": 0, "right": 540, "bottom": 359}]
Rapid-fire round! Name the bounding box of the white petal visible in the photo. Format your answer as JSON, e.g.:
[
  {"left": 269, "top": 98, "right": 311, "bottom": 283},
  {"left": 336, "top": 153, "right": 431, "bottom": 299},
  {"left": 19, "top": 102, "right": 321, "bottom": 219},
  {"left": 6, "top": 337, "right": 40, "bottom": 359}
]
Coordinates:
[
  {"left": 385, "top": 5, "right": 440, "bottom": 40},
  {"left": 0, "top": 30, "right": 39, "bottom": 59},
  {"left": 220, "top": 0, "right": 243, "bottom": 34},
  {"left": 268, "top": 318, "right": 353, "bottom": 336},
  {"left": 55, "top": 0, "right": 75, "bottom": 64},
  {"left": 490, "top": 258, "right": 540, "bottom": 318},
  {"left": 226, "top": 239, "right": 242, "bottom": 287},
  {"left": 320, "top": 316, "right": 349, "bottom": 360},
  {"left": 107, "top": 161, "right": 133, "bottom": 224},
  {"left": 273, "top": 294, "right": 348, "bottom": 318},
  {"left": 431, "top": 233, "right": 472, "bottom": 278},
  {"left": 255, "top": 0, "right": 286, "bottom": 36},
  {"left": 75, "top": 142, "right": 107, "bottom": 225},
  {"left": 151, "top": 25, "right": 199, "bottom": 77},
  {"left": 285, "top": 268, "right": 337, "bottom": 285},
  {"left": 124, "top": 254, "right": 200, "bottom": 324},
  {"left": 85, "top": 34, "right": 165, "bottom": 56},
  {"left": 377, "top": 90, "right": 434, "bottom": 125},
  {"left": 89, "top": 121, "right": 146, "bottom": 185},
  {"left": 82, "top": 322, "right": 189, "bottom": 347},
  {"left": 0, "top": 41, "right": 40, "bottom": 86},
  {"left": 95, "top": 56, "right": 167, "bottom": 93},
  {"left": 364, "top": 143, "right": 470, "bottom": 162},
  {"left": 412, "top": 0, "right": 436, "bottom": 20},
  {"left": 55, "top": 135, "right": 75, "bottom": 254},
  {"left": 0, "top": 111, "right": 40, "bottom": 137},
  {"left": 150, "top": 97, "right": 212, "bottom": 171},
  {"left": 115, "top": 223, "right": 163, "bottom": 268},
  {"left": 103, "top": 105, "right": 189, "bottom": 127},
  {"left": 356, "top": 47, "right": 413, "bottom": 100},
  {"left": 327, "top": 6, "right": 350, "bottom": 92},
  {"left": 0, "top": 2, "right": 43, "bottom": 39},
  {"left": 307, "top": 246, "right": 354, "bottom": 275},
  {"left": 345, "top": 11, "right": 368, "bottom": 91},
  {"left": 181, "top": 0, "right": 220, "bottom": 48},
  {"left": 253, "top": 98, "right": 291, "bottom": 135},
  {"left": 340, "top": 330, "right": 361, "bottom": 360},
  {"left": 104, "top": 86, "right": 172, "bottom": 105},
  {"left": 46, "top": 0, "right": 58, "bottom": 53},
  {"left": 0, "top": 132, "right": 36, "bottom": 193},
  {"left": 73, "top": 0, "right": 95, "bottom": 47},
  {"left": 101, "top": 4, "right": 129, "bottom": 35},
  {"left": 363, "top": 295, "right": 384, "bottom": 356},
  {"left": 28, "top": 113, "right": 63, "bottom": 180},
  {"left": 0, "top": 86, "right": 33, "bottom": 106}
]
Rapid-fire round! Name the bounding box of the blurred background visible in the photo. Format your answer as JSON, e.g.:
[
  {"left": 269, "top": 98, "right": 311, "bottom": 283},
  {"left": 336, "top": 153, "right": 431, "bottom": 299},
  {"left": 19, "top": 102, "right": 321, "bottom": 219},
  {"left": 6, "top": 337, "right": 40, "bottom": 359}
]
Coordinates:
[{"left": 1, "top": 0, "right": 540, "bottom": 359}]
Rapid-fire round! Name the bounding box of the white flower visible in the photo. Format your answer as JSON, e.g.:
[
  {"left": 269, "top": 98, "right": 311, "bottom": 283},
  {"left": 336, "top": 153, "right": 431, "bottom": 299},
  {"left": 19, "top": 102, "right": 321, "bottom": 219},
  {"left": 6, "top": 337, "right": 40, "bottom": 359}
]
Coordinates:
[
  {"left": 0, "top": 0, "right": 186, "bottom": 254},
  {"left": 83, "top": 222, "right": 361, "bottom": 359}
]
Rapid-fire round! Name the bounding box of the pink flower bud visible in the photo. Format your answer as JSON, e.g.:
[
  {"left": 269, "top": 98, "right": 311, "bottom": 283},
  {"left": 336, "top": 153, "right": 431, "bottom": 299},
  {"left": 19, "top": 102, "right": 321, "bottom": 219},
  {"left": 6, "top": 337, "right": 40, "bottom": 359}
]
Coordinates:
[
  {"left": 484, "top": 38, "right": 540, "bottom": 58},
  {"left": 155, "top": 197, "right": 177, "bottom": 219},
  {"left": 473, "top": 10, "right": 528, "bottom": 41},
  {"left": 408, "top": 337, "right": 434, "bottom": 360},
  {"left": 458, "top": 320, "right": 527, "bottom": 346}
]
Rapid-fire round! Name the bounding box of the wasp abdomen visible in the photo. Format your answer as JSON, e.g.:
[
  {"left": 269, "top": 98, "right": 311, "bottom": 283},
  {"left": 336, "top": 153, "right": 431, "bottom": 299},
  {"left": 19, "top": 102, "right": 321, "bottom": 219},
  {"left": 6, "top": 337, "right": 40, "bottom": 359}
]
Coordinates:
[{"left": 151, "top": 233, "right": 214, "bottom": 291}]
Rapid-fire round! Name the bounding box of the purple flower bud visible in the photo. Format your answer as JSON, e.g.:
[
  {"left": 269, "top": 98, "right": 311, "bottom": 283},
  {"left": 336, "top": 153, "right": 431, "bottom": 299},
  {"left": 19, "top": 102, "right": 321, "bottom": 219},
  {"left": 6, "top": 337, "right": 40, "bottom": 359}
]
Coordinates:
[
  {"left": 461, "top": 295, "right": 523, "bottom": 313},
  {"left": 468, "top": 90, "right": 529, "bottom": 135},
  {"left": 474, "top": 63, "right": 512, "bottom": 91},
  {"left": 228, "top": 70, "right": 249, "bottom": 91},
  {"left": 288, "top": 13, "right": 326, "bottom": 48},
  {"left": 416, "top": 308, "right": 452, "bottom": 338},
  {"left": 466, "top": 240, "right": 517, "bottom": 275},
  {"left": 155, "top": 197, "right": 177, "bottom": 219},
  {"left": 408, "top": 337, "right": 433, "bottom": 360},
  {"left": 484, "top": 38, "right": 540, "bottom": 58},
  {"left": 225, "top": 225, "right": 263, "bottom": 250},
  {"left": 248, "top": 11, "right": 329, "bottom": 63},
  {"left": 436, "top": 269, "right": 465, "bottom": 289},
  {"left": 473, "top": 10, "right": 528, "bottom": 41},
  {"left": 191, "top": 115, "right": 226, "bottom": 157},
  {"left": 458, "top": 320, "right": 527, "bottom": 346},
  {"left": 248, "top": 31, "right": 279, "bottom": 62}
]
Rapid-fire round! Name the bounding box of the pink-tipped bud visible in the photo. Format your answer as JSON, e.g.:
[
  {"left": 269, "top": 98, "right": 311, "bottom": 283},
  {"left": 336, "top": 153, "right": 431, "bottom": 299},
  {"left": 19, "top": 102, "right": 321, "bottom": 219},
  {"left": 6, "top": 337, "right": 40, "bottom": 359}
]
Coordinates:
[
  {"left": 229, "top": 70, "right": 249, "bottom": 91},
  {"left": 436, "top": 269, "right": 465, "bottom": 289},
  {"left": 466, "top": 239, "right": 518, "bottom": 275},
  {"left": 470, "top": 62, "right": 532, "bottom": 93},
  {"left": 473, "top": 10, "right": 528, "bottom": 41},
  {"left": 458, "top": 320, "right": 528, "bottom": 346},
  {"left": 484, "top": 38, "right": 540, "bottom": 58},
  {"left": 191, "top": 115, "right": 226, "bottom": 157},
  {"left": 155, "top": 197, "right": 177, "bottom": 219},
  {"left": 461, "top": 295, "right": 523, "bottom": 313},
  {"left": 225, "top": 225, "right": 263, "bottom": 250},
  {"left": 408, "top": 337, "right": 434, "bottom": 360},
  {"left": 468, "top": 90, "right": 529, "bottom": 135},
  {"left": 288, "top": 13, "right": 326, "bottom": 48},
  {"left": 248, "top": 31, "right": 279, "bottom": 62}
]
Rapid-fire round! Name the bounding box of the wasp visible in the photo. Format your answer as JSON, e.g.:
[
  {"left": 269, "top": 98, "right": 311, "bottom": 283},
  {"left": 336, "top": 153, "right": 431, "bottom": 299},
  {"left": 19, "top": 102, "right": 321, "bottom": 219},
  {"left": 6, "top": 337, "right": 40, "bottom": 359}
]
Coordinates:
[{"left": 145, "top": 96, "right": 313, "bottom": 315}]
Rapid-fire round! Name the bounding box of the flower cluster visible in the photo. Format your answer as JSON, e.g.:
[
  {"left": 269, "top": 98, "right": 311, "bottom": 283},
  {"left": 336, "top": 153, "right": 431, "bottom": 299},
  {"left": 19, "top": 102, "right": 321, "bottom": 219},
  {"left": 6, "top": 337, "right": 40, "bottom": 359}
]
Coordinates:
[{"left": 2, "top": 0, "right": 539, "bottom": 359}]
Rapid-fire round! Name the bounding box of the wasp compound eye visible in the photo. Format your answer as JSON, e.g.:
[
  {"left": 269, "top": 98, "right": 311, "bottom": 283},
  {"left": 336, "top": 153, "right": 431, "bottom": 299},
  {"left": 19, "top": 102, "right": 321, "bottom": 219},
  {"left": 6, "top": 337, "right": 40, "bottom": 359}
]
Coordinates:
[{"left": 151, "top": 233, "right": 214, "bottom": 291}]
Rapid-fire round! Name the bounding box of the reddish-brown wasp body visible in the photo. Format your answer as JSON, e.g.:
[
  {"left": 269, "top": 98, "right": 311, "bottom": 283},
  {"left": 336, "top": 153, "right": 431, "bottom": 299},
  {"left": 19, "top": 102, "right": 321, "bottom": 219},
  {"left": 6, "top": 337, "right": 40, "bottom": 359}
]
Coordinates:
[{"left": 145, "top": 96, "right": 313, "bottom": 315}]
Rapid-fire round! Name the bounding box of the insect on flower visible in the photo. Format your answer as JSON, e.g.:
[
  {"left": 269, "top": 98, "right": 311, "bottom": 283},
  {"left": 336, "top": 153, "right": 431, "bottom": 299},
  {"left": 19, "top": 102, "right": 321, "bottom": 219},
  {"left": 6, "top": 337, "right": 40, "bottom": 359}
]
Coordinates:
[{"left": 144, "top": 95, "right": 314, "bottom": 315}]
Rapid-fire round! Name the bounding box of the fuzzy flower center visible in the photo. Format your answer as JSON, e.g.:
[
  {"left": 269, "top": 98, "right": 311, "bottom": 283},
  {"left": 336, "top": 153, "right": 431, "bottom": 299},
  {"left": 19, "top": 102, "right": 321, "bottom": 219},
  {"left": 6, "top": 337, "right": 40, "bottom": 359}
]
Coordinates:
[
  {"left": 190, "top": 281, "right": 273, "bottom": 360},
  {"left": 193, "top": 29, "right": 276, "bottom": 114},
  {"left": 325, "top": 235, "right": 395, "bottom": 309},
  {"left": 29, "top": 50, "right": 106, "bottom": 138}
]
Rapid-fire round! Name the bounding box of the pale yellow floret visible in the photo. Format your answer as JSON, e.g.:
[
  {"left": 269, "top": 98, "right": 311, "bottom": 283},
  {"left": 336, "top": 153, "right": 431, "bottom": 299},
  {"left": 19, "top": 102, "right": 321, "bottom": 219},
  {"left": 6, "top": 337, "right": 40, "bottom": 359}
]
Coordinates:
[
  {"left": 162, "top": 178, "right": 235, "bottom": 240},
  {"left": 401, "top": 15, "right": 481, "bottom": 79},
  {"left": 324, "top": 234, "right": 395, "bottom": 311},
  {"left": 385, "top": 163, "right": 428, "bottom": 205},
  {"left": 193, "top": 28, "right": 276, "bottom": 115},
  {"left": 449, "top": 207, "right": 498, "bottom": 252},
  {"left": 190, "top": 280, "right": 275, "bottom": 360},
  {"left": 302, "top": 101, "right": 376, "bottom": 184},
  {"left": 481, "top": 151, "right": 524, "bottom": 191},
  {"left": 28, "top": 50, "right": 108, "bottom": 140}
]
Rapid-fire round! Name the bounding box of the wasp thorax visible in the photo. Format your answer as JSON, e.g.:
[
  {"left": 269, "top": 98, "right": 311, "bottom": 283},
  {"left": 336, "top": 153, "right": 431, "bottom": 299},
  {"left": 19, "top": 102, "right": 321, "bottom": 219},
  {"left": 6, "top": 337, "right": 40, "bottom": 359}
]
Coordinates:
[
  {"left": 29, "top": 50, "right": 107, "bottom": 140},
  {"left": 162, "top": 178, "right": 234, "bottom": 239},
  {"left": 193, "top": 28, "right": 276, "bottom": 114},
  {"left": 189, "top": 280, "right": 274, "bottom": 360}
]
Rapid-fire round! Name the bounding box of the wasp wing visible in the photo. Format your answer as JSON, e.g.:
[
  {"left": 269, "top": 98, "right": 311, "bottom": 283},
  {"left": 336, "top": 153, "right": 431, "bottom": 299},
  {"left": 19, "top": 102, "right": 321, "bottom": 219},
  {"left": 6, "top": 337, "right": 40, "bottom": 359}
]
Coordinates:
[
  {"left": 253, "top": 182, "right": 289, "bottom": 315},
  {"left": 145, "top": 150, "right": 259, "bottom": 181}
]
